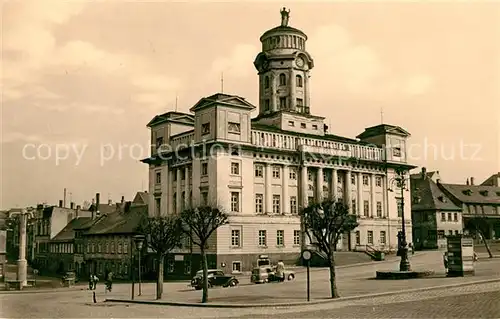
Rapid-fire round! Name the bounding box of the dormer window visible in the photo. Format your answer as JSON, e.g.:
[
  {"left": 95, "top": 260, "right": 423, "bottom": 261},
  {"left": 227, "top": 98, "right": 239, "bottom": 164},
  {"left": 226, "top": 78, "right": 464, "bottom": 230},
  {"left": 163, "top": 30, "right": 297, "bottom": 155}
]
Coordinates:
[
  {"left": 438, "top": 196, "right": 447, "bottom": 203},
  {"left": 279, "top": 73, "right": 286, "bottom": 86},
  {"left": 296, "top": 75, "right": 303, "bottom": 87},
  {"left": 228, "top": 122, "right": 241, "bottom": 134},
  {"left": 412, "top": 196, "right": 421, "bottom": 204},
  {"left": 480, "top": 190, "right": 489, "bottom": 196},
  {"left": 462, "top": 189, "right": 472, "bottom": 196},
  {"left": 201, "top": 123, "right": 210, "bottom": 135},
  {"left": 496, "top": 191, "right": 500, "bottom": 196}
]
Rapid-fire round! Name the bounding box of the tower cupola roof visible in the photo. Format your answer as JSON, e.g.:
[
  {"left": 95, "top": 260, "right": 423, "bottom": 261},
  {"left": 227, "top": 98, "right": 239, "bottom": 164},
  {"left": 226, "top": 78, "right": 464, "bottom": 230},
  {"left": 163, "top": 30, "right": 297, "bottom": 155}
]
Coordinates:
[{"left": 259, "top": 7, "right": 307, "bottom": 42}]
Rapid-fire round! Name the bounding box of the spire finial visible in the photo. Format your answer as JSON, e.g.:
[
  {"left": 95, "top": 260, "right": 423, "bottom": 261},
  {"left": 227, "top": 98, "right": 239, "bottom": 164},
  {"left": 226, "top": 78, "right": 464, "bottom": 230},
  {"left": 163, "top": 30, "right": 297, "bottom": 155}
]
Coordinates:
[{"left": 280, "top": 7, "right": 290, "bottom": 27}]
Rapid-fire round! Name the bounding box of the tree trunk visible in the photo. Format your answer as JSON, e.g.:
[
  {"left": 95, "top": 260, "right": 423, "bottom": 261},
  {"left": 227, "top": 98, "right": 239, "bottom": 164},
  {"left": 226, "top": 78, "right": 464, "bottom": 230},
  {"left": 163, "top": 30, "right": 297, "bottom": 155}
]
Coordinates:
[
  {"left": 328, "top": 251, "right": 339, "bottom": 298},
  {"left": 156, "top": 255, "right": 164, "bottom": 299},
  {"left": 201, "top": 246, "right": 209, "bottom": 303},
  {"left": 478, "top": 229, "right": 493, "bottom": 258}
]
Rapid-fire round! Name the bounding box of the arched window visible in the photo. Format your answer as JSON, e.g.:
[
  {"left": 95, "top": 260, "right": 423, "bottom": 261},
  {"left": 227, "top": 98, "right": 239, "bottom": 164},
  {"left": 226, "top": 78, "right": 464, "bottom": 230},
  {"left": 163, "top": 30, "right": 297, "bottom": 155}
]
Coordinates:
[
  {"left": 264, "top": 76, "right": 270, "bottom": 89},
  {"left": 279, "top": 73, "right": 286, "bottom": 86},
  {"left": 296, "top": 75, "right": 303, "bottom": 87}
]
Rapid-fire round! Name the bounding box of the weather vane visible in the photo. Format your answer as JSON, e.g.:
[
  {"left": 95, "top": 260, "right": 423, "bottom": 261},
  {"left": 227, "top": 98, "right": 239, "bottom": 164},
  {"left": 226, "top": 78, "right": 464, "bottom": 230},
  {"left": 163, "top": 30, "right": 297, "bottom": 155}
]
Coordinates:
[{"left": 280, "top": 7, "right": 290, "bottom": 27}]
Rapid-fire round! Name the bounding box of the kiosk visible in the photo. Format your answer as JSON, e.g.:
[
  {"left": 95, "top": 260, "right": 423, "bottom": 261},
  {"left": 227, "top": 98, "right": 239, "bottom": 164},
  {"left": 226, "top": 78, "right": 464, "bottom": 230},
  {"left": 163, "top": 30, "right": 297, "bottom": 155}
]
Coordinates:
[{"left": 446, "top": 235, "right": 475, "bottom": 277}]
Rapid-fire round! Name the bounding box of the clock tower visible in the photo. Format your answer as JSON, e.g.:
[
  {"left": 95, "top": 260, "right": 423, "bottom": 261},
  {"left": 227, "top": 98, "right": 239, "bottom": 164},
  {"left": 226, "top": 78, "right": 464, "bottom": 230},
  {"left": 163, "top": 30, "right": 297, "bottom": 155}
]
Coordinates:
[{"left": 253, "top": 7, "right": 315, "bottom": 117}]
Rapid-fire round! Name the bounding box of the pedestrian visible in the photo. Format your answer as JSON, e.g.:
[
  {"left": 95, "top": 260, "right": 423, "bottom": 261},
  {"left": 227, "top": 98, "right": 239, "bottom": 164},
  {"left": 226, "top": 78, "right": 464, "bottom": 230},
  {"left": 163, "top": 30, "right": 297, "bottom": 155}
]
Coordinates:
[
  {"left": 105, "top": 271, "right": 113, "bottom": 292},
  {"left": 88, "top": 274, "right": 94, "bottom": 290},
  {"left": 409, "top": 243, "right": 415, "bottom": 255},
  {"left": 276, "top": 260, "right": 285, "bottom": 282},
  {"left": 92, "top": 274, "right": 99, "bottom": 290},
  {"left": 443, "top": 252, "right": 448, "bottom": 272}
]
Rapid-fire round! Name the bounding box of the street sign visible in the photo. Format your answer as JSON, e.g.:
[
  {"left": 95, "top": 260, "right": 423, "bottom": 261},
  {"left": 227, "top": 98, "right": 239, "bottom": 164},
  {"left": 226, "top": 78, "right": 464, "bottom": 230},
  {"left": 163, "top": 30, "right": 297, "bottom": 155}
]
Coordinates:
[
  {"left": 446, "top": 235, "right": 475, "bottom": 277},
  {"left": 301, "top": 249, "right": 312, "bottom": 302},
  {"left": 302, "top": 250, "right": 312, "bottom": 261}
]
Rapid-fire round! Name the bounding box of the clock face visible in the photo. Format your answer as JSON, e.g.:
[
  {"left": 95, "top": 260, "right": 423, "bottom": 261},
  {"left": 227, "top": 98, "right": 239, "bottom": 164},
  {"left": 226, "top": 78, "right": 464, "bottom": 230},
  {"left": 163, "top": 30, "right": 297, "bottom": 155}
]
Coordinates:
[{"left": 296, "top": 57, "right": 305, "bottom": 67}]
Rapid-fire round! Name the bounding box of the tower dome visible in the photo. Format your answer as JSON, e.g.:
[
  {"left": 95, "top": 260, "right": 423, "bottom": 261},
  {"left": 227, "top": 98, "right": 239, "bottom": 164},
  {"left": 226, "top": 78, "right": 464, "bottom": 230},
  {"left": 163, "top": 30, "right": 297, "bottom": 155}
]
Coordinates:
[{"left": 254, "top": 8, "right": 314, "bottom": 116}]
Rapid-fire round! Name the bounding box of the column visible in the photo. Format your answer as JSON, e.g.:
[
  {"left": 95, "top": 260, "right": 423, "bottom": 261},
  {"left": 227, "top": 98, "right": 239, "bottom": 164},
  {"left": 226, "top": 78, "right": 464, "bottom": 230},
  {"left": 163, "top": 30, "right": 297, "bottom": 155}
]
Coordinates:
[
  {"left": 370, "top": 174, "right": 376, "bottom": 218},
  {"left": 289, "top": 69, "right": 296, "bottom": 111},
  {"left": 300, "top": 165, "right": 308, "bottom": 249},
  {"left": 382, "top": 175, "right": 387, "bottom": 218},
  {"left": 17, "top": 213, "right": 27, "bottom": 287},
  {"left": 344, "top": 170, "right": 352, "bottom": 214},
  {"left": 271, "top": 73, "right": 277, "bottom": 112},
  {"left": 162, "top": 164, "right": 169, "bottom": 216},
  {"left": 176, "top": 168, "right": 181, "bottom": 214},
  {"left": 357, "top": 172, "right": 363, "bottom": 216},
  {"left": 265, "top": 163, "right": 272, "bottom": 214},
  {"left": 184, "top": 166, "right": 190, "bottom": 209},
  {"left": 331, "top": 169, "right": 338, "bottom": 200},
  {"left": 168, "top": 169, "right": 173, "bottom": 214},
  {"left": 282, "top": 165, "right": 289, "bottom": 214},
  {"left": 316, "top": 167, "right": 323, "bottom": 202}
]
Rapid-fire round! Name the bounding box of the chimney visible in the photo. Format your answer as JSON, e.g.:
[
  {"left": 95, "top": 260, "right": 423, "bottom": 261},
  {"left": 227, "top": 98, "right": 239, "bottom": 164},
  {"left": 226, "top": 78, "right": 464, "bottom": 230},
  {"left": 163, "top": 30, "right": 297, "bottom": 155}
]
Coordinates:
[
  {"left": 421, "top": 167, "right": 427, "bottom": 179},
  {"left": 121, "top": 196, "right": 125, "bottom": 204},
  {"left": 70, "top": 202, "right": 74, "bottom": 209},
  {"left": 76, "top": 205, "right": 80, "bottom": 218},
  {"left": 59, "top": 200, "right": 63, "bottom": 207},
  {"left": 470, "top": 177, "right": 475, "bottom": 185},
  {"left": 108, "top": 199, "right": 112, "bottom": 205},
  {"left": 466, "top": 178, "right": 470, "bottom": 185},
  {"left": 63, "top": 188, "right": 67, "bottom": 208},
  {"left": 95, "top": 193, "right": 100, "bottom": 217}
]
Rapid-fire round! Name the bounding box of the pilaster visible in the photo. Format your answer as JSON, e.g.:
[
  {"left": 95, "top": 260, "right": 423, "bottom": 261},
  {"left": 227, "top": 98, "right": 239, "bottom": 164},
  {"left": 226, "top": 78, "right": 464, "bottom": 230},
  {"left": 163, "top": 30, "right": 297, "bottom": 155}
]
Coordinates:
[{"left": 265, "top": 163, "right": 272, "bottom": 213}]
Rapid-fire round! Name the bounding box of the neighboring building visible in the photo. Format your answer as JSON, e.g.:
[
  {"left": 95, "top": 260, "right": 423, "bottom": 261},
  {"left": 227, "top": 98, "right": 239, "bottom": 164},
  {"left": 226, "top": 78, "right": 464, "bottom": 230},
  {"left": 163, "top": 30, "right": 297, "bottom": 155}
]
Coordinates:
[
  {"left": 142, "top": 8, "right": 416, "bottom": 274},
  {"left": 82, "top": 201, "right": 147, "bottom": 280},
  {"left": 481, "top": 172, "right": 500, "bottom": 187},
  {"left": 411, "top": 167, "right": 463, "bottom": 249},
  {"left": 4, "top": 208, "right": 36, "bottom": 263}
]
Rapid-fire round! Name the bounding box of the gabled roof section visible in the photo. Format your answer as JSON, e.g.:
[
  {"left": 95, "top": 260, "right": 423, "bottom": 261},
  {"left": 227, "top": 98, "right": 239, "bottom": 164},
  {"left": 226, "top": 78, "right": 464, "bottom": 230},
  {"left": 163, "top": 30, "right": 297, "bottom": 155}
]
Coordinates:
[
  {"left": 438, "top": 183, "right": 500, "bottom": 205},
  {"left": 411, "top": 178, "right": 461, "bottom": 211},
  {"left": 105, "top": 205, "right": 147, "bottom": 234},
  {"left": 481, "top": 172, "right": 500, "bottom": 186},
  {"left": 189, "top": 93, "right": 256, "bottom": 112},
  {"left": 147, "top": 111, "right": 195, "bottom": 128},
  {"left": 84, "top": 211, "right": 124, "bottom": 235},
  {"left": 133, "top": 192, "right": 149, "bottom": 205},
  {"left": 356, "top": 124, "right": 411, "bottom": 140},
  {"left": 52, "top": 217, "right": 93, "bottom": 242},
  {"left": 88, "top": 203, "right": 118, "bottom": 215}
]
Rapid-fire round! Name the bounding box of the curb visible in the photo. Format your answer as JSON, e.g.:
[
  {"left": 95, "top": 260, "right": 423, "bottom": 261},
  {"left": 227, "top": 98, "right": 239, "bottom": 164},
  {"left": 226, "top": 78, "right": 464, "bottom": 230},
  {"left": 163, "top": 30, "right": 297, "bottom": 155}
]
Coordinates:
[
  {"left": 104, "top": 277, "right": 500, "bottom": 308},
  {"left": 0, "top": 286, "right": 88, "bottom": 295}
]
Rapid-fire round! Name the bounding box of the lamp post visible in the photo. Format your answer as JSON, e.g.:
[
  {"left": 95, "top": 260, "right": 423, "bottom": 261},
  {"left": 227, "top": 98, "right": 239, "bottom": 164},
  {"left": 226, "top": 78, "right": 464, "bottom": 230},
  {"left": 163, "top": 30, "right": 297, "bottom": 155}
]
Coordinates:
[
  {"left": 133, "top": 235, "right": 145, "bottom": 296},
  {"left": 388, "top": 169, "right": 411, "bottom": 272}
]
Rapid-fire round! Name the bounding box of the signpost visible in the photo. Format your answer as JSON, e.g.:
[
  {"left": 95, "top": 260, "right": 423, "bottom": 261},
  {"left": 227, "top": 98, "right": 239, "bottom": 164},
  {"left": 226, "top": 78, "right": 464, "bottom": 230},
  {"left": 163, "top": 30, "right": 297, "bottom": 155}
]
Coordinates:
[
  {"left": 301, "top": 249, "right": 312, "bottom": 302},
  {"left": 446, "top": 235, "right": 475, "bottom": 277}
]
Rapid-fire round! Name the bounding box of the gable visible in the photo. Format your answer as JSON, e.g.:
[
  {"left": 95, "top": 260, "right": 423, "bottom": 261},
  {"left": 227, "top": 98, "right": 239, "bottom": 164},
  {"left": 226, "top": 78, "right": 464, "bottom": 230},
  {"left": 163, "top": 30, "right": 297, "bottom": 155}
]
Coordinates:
[
  {"left": 189, "top": 93, "right": 256, "bottom": 112},
  {"left": 356, "top": 124, "right": 410, "bottom": 140}
]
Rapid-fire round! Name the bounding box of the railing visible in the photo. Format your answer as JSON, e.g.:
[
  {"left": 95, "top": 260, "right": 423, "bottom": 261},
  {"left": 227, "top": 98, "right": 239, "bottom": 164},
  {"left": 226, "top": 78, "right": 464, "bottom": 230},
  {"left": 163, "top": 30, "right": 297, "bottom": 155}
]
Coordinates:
[{"left": 170, "top": 132, "right": 195, "bottom": 150}]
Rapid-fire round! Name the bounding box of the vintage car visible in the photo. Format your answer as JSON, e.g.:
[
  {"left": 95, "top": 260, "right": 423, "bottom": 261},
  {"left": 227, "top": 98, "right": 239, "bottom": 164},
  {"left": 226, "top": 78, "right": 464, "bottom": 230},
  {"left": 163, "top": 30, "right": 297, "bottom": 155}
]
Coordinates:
[
  {"left": 190, "top": 269, "right": 239, "bottom": 290},
  {"left": 250, "top": 266, "right": 295, "bottom": 283}
]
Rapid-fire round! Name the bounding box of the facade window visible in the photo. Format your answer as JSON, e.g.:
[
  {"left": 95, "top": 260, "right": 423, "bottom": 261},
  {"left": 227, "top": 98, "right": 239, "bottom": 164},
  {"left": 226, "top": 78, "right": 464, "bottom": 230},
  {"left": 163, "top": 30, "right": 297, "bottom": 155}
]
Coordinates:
[
  {"left": 441, "top": 212, "right": 446, "bottom": 221},
  {"left": 448, "top": 230, "right": 453, "bottom": 236},
  {"left": 201, "top": 192, "right": 208, "bottom": 205},
  {"left": 363, "top": 175, "right": 369, "bottom": 185},
  {"left": 323, "top": 171, "right": 328, "bottom": 183},
  {"left": 376, "top": 201, "right": 382, "bottom": 217},
  {"left": 231, "top": 162, "right": 240, "bottom": 175},
  {"left": 363, "top": 200, "right": 370, "bottom": 217},
  {"left": 156, "top": 136, "right": 164, "bottom": 148},
  {"left": 279, "top": 73, "right": 286, "bottom": 86},
  {"left": 279, "top": 97, "right": 287, "bottom": 109},
  {"left": 396, "top": 197, "right": 403, "bottom": 217},
  {"left": 118, "top": 243, "right": 122, "bottom": 254},
  {"left": 288, "top": 121, "right": 295, "bottom": 127},
  {"left": 380, "top": 231, "right": 386, "bottom": 244},
  {"left": 156, "top": 172, "right": 161, "bottom": 184},
  {"left": 447, "top": 212, "right": 452, "bottom": 221},
  {"left": 201, "top": 123, "right": 210, "bottom": 135},
  {"left": 296, "top": 98, "right": 304, "bottom": 112},
  {"left": 300, "top": 123, "right": 306, "bottom": 128},
  {"left": 453, "top": 212, "right": 458, "bottom": 222},
  {"left": 272, "top": 166, "right": 281, "bottom": 179},
  {"left": 201, "top": 162, "right": 208, "bottom": 176},
  {"left": 276, "top": 230, "right": 284, "bottom": 246},
  {"left": 255, "top": 164, "right": 264, "bottom": 178},
  {"left": 289, "top": 167, "right": 297, "bottom": 180},
  {"left": 308, "top": 196, "right": 314, "bottom": 206},
  {"left": 355, "top": 231, "right": 360, "bottom": 245},
  {"left": 352, "top": 199, "right": 357, "bottom": 214},
  {"left": 264, "top": 76, "right": 270, "bottom": 89},
  {"left": 293, "top": 230, "right": 300, "bottom": 245},
  {"left": 228, "top": 122, "right": 241, "bottom": 134},
  {"left": 296, "top": 74, "right": 303, "bottom": 87},
  {"left": 124, "top": 242, "right": 128, "bottom": 253},
  {"left": 438, "top": 230, "right": 445, "bottom": 239},
  {"left": 155, "top": 198, "right": 161, "bottom": 216},
  {"left": 337, "top": 175, "right": 342, "bottom": 184},
  {"left": 167, "top": 259, "right": 174, "bottom": 273},
  {"left": 232, "top": 262, "right": 242, "bottom": 273},
  {"left": 367, "top": 231, "right": 373, "bottom": 244},
  {"left": 231, "top": 192, "right": 240, "bottom": 212},
  {"left": 258, "top": 230, "right": 267, "bottom": 247},
  {"left": 184, "top": 260, "right": 191, "bottom": 275},
  {"left": 312, "top": 124, "right": 318, "bottom": 130},
  {"left": 351, "top": 175, "right": 356, "bottom": 185},
  {"left": 255, "top": 194, "right": 264, "bottom": 214},
  {"left": 172, "top": 193, "right": 177, "bottom": 212},
  {"left": 272, "top": 195, "right": 281, "bottom": 214},
  {"left": 231, "top": 229, "right": 240, "bottom": 247},
  {"left": 375, "top": 176, "right": 382, "bottom": 187},
  {"left": 455, "top": 230, "right": 459, "bottom": 235},
  {"left": 181, "top": 192, "right": 186, "bottom": 211},
  {"left": 308, "top": 171, "right": 313, "bottom": 181},
  {"left": 290, "top": 196, "right": 298, "bottom": 214},
  {"left": 173, "top": 170, "right": 177, "bottom": 181},
  {"left": 264, "top": 99, "right": 270, "bottom": 111}
]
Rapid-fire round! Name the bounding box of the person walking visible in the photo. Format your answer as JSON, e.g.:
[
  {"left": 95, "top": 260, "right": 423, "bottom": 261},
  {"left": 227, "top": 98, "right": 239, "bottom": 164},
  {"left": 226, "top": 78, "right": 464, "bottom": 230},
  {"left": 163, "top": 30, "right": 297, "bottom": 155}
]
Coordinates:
[
  {"left": 276, "top": 260, "right": 285, "bottom": 282},
  {"left": 443, "top": 252, "right": 448, "bottom": 273},
  {"left": 105, "top": 270, "right": 113, "bottom": 292},
  {"left": 92, "top": 274, "right": 99, "bottom": 290}
]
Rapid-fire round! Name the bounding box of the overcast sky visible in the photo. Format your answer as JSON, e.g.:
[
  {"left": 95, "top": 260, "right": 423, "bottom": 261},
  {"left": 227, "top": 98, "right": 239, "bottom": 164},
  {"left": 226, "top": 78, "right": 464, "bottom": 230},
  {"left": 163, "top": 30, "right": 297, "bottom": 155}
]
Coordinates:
[{"left": 1, "top": 1, "right": 499, "bottom": 209}]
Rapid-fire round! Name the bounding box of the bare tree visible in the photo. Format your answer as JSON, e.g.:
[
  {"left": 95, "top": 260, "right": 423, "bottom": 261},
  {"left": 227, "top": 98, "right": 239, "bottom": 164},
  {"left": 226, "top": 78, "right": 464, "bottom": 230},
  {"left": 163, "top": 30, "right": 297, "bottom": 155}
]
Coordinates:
[
  {"left": 300, "top": 199, "right": 358, "bottom": 298},
  {"left": 465, "top": 217, "right": 493, "bottom": 258},
  {"left": 179, "top": 205, "right": 228, "bottom": 303},
  {"left": 138, "top": 215, "right": 183, "bottom": 299}
]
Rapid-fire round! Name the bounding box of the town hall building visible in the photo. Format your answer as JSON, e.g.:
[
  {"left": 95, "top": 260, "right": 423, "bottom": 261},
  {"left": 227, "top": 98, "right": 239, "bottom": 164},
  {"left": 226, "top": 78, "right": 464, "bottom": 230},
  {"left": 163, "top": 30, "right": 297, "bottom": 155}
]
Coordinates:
[{"left": 142, "top": 8, "right": 415, "bottom": 275}]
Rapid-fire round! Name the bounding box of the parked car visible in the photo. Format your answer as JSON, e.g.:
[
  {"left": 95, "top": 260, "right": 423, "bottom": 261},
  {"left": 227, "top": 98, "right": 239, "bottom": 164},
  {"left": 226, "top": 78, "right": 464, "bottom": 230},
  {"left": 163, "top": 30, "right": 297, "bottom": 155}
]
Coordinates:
[
  {"left": 190, "top": 269, "right": 239, "bottom": 290},
  {"left": 250, "top": 266, "right": 295, "bottom": 284}
]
